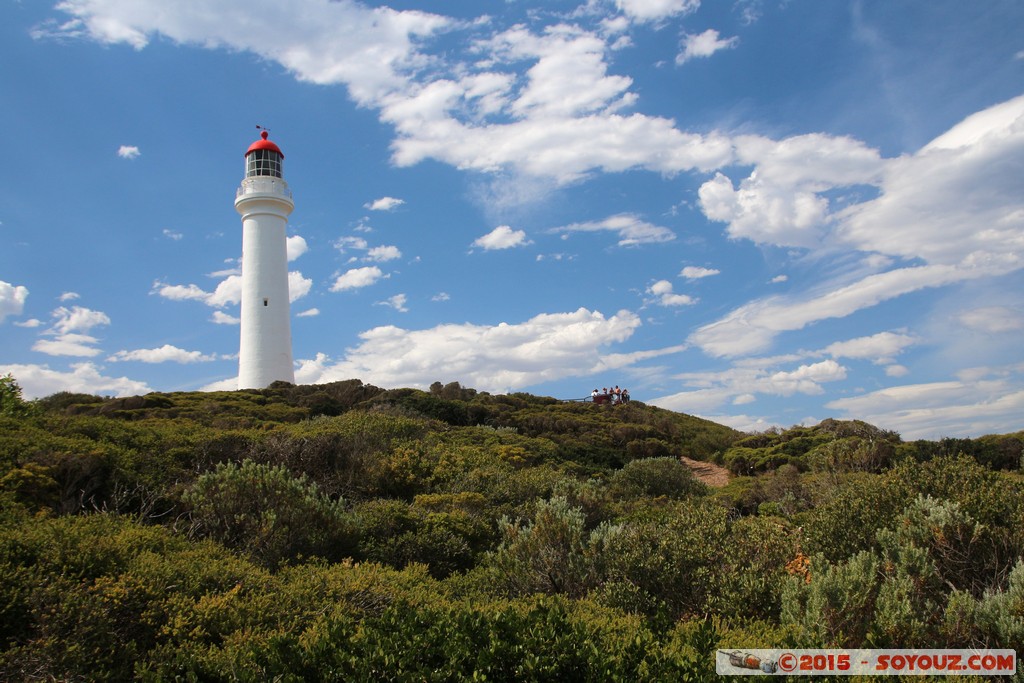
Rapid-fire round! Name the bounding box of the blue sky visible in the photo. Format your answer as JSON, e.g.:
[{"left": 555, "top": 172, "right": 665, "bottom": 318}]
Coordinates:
[{"left": 2, "top": 0, "right": 1022, "bottom": 440}]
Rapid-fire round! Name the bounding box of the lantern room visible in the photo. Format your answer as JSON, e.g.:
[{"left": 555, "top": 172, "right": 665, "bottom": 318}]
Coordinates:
[{"left": 245, "top": 130, "right": 284, "bottom": 178}]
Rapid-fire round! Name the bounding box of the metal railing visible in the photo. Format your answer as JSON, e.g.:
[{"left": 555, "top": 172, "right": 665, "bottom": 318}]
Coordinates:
[{"left": 236, "top": 176, "right": 293, "bottom": 199}]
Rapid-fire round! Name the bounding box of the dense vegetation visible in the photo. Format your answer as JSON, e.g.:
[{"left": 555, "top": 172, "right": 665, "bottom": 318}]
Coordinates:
[{"left": 1, "top": 374, "right": 1022, "bottom": 680}]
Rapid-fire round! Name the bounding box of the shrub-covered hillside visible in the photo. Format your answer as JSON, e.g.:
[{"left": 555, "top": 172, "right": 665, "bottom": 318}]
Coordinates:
[{"left": 1, "top": 375, "right": 1022, "bottom": 680}]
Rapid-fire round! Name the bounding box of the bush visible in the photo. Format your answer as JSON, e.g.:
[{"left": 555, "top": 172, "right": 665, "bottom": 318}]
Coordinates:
[
  {"left": 942, "top": 560, "right": 1024, "bottom": 650},
  {"left": 190, "top": 598, "right": 671, "bottom": 681},
  {"left": 0, "top": 375, "right": 32, "bottom": 418},
  {"left": 0, "top": 511, "right": 272, "bottom": 680},
  {"left": 780, "top": 551, "right": 881, "bottom": 647},
  {"left": 608, "top": 457, "right": 708, "bottom": 500},
  {"left": 183, "top": 459, "right": 357, "bottom": 568},
  {"left": 486, "top": 497, "right": 613, "bottom": 598},
  {"left": 601, "top": 500, "right": 729, "bottom": 620},
  {"left": 799, "top": 473, "right": 905, "bottom": 563},
  {"left": 355, "top": 498, "right": 492, "bottom": 578}
]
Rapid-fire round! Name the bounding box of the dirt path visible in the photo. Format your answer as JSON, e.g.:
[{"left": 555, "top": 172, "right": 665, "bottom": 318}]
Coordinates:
[{"left": 680, "top": 456, "right": 731, "bottom": 488}]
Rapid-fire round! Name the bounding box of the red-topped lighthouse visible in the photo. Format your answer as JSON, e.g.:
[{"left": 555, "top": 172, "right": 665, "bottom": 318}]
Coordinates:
[{"left": 236, "top": 130, "right": 295, "bottom": 388}]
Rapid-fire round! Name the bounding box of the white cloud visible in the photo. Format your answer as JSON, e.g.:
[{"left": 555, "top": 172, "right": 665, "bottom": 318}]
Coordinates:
[
  {"left": 690, "top": 263, "right": 988, "bottom": 357},
  {"left": 649, "top": 358, "right": 848, "bottom": 413},
  {"left": 50, "top": 306, "right": 111, "bottom": 335},
  {"left": 702, "top": 413, "right": 777, "bottom": 433},
  {"left": 615, "top": 0, "right": 700, "bottom": 23},
  {"left": 200, "top": 377, "right": 239, "bottom": 392},
  {"left": 699, "top": 172, "right": 827, "bottom": 248},
  {"left": 154, "top": 282, "right": 209, "bottom": 302},
  {"left": 496, "top": 25, "right": 635, "bottom": 120},
  {"left": 335, "top": 236, "right": 369, "bottom": 252},
  {"left": 381, "top": 24, "right": 734, "bottom": 184},
  {"left": 432, "top": 292, "right": 450, "bottom": 302},
  {"left": 837, "top": 95, "right": 1024, "bottom": 265},
  {"left": 825, "top": 331, "right": 917, "bottom": 364},
  {"left": 14, "top": 319, "right": 43, "bottom": 329},
  {"left": 330, "top": 266, "right": 386, "bottom": 291},
  {"left": 29, "top": 305, "right": 110, "bottom": 357},
  {"left": 299, "top": 307, "right": 642, "bottom": 392},
  {"left": 58, "top": 291, "right": 80, "bottom": 301},
  {"left": 0, "top": 362, "right": 151, "bottom": 399},
  {"left": 0, "top": 281, "right": 29, "bottom": 323},
  {"left": 679, "top": 265, "right": 719, "bottom": 279},
  {"left": 676, "top": 29, "right": 738, "bottom": 64},
  {"left": 377, "top": 293, "right": 409, "bottom": 312},
  {"left": 552, "top": 213, "right": 675, "bottom": 246},
  {"left": 108, "top": 344, "right": 217, "bottom": 363},
  {"left": 365, "top": 196, "right": 405, "bottom": 211},
  {"left": 296, "top": 308, "right": 320, "bottom": 317},
  {"left": 40, "top": 0, "right": 453, "bottom": 104},
  {"left": 389, "top": 107, "right": 733, "bottom": 186},
  {"left": 460, "top": 71, "right": 515, "bottom": 115},
  {"left": 211, "top": 311, "right": 240, "bottom": 325},
  {"left": 647, "top": 279, "right": 695, "bottom": 307},
  {"left": 770, "top": 274, "right": 788, "bottom": 284},
  {"left": 826, "top": 368, "right": 1024, "bottom": 439},
  {"left": 206, "top": 276, "right": 242, "bottom": 308},
  {"left": 472, "top": 225, "right": 531, "bottom": 250},
  {"left": 288, "top": 271, "right": 313, "bottom": 302},
  {"left": 42, "top": 2, "right": 735, "bottom": 186},
  {"left": 334, "top": 236, "right": 401, "bottom": 263},
  {"left": 286, "top": 235, "right": 308, "bottom": 261},
  {"left": 648, "top": 386, "right": 735, "bottom": 414},
  {"left": 33, "top": 334, "right": 103, "bottom": 358},
  {"left": 767, "top": 359, "right": 847, "bottom": 396},
  {"left": 594, "top": 344, "right": 688, "bottom": 372},
  {"left": 957, "top": 306, "right": 1024, "bottom": 333},
  {"left": 886, "top": 364, "right": 910, "bottom": 377},
  {"left": 117, "top": 145, "right": 140, "bottom": 159},
  {"left": 156, "top": 271, "right": 310, "bottom": 308},
  {"left": 699, "top": 133, "right": 884, "bottom": 248},
  {"left": 162, "top": 229, "right": 183, "bottom": 241},
  {"left": 367, "top": 245, "right": 402, "bottom": 261}
]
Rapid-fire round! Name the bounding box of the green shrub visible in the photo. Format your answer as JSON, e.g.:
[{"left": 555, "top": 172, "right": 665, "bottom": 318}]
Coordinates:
[
  {"left": 183, "top": 459, "right": 357, "bottom": 568},
  {"left": 0, "top": 511, "right": 271, "bottom": 680},
  {"left": 780, "top": 551, "right": 881, "bottom": 647},
  {"left": 601, "top": 500, "right": 729, "bottom": 620},
  {"left": 355, "top": 498, "right": 492, "bottom": 578},
  {"left": 608, "top": 457, "right": 709, "bottom": 500},
  {"left": 486, "top": 496, "right": 615, "bottom": 598},
  {"left": 942, "top": 560, "right": 1024, "bottom": 650},
  {"left": 799, "top": 472, "right": 904, "bottom": 562},
  {"left": 0, "top": 375, "right": 32, "bottom": 418}
]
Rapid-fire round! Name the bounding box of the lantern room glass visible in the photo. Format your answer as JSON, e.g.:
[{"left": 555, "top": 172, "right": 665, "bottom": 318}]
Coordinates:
[{"left": 246, "top": 149, "right": 283, "bottom": 178}]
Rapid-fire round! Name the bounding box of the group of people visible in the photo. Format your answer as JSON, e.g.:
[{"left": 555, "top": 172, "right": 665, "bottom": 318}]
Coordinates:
[{"left": 591, "top": 385, "right": 630, "bottom": 405}]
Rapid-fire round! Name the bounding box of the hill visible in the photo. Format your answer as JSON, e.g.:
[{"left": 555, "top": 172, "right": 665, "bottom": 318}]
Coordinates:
[{"left": 1, "top": 376, "right": 1022, "bottom": 679}]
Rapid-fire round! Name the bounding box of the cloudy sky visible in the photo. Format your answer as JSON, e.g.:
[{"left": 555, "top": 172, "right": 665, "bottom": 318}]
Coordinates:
[{"left": 2, "top": 0, "right": 1022, "bottom": 439}]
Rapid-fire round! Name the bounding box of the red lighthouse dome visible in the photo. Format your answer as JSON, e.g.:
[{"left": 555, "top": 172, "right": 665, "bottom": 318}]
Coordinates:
[
  {"left": 245, "top": 130, "right": 284, "bottom": 158},
  {"left": 245, "top": 131, "right": 284, "bottom": 178}
]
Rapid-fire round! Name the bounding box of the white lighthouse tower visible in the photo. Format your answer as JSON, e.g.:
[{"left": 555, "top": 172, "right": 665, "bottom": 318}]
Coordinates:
[{"left": 236, "top": 130, "right": 295, "bottom": 388}]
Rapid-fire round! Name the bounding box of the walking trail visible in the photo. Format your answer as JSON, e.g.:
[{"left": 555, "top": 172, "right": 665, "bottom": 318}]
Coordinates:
[{"left": 680, "top": 456, "right": 731, "bottom": 488}]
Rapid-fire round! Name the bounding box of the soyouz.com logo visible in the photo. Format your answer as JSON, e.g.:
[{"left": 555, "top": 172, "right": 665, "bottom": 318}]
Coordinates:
[{"left": 716, "top": 649, "right": 1016, "bottom": 676}]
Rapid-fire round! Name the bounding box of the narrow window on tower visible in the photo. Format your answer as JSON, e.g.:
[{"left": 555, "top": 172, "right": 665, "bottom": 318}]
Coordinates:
[{"left": 263, "top": 298, "right": 269, "bottom": 307}]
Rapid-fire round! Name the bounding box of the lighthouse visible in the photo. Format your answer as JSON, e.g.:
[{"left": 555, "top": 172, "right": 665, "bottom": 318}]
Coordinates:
[{"left": 236, "top": 130, "right": 295, "bottom": 388}]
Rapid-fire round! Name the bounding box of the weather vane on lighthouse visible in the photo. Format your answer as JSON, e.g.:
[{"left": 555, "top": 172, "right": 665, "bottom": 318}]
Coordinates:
[{"left": 235, "top": 128, "right": 295, "bottom": 389}]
